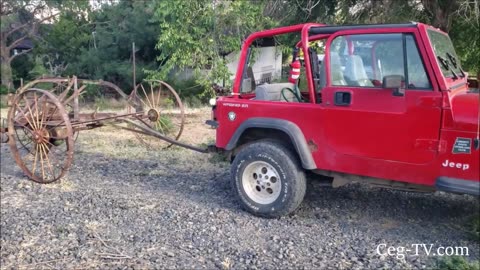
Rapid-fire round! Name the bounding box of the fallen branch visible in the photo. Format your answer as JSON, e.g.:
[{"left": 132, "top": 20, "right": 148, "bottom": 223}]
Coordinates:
[
  {"left": 96, "top": 252, "right": 132, "bottom": 260},
  {"left": 93, "top": 232, "right": 133, "bottom": 260}
]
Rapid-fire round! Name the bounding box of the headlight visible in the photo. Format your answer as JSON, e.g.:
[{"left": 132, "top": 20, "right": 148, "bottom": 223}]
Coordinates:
[{"left": 209, "top": 98, "right": 217, "bottom": 106}]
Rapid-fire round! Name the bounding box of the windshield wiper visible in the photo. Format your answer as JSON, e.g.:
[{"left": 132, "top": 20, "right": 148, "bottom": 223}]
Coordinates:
[
  {"left": 438, "top": 55, "right": 458, "bottom": 80},
  {"left": 446, "top": 52, "right": 465, "bottom": 78}
]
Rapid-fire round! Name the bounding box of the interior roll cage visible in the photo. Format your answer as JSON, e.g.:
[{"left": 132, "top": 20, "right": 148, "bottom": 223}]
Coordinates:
[{"left": 233, "top": 22, "right": 425, "bottom": 103}]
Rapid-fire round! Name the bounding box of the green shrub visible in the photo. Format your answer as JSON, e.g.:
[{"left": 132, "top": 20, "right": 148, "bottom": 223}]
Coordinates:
[
  {"left": 34, "top": 82, "right": 55, "bottom": 90},
  {"left": 0, "top": 85, "right": 9, "bottom": 95},
  {"left": 166, "top": 78, "right": 208, "bottom": 106},
  {"left": 184, "top": 96, "right": 203, "bottom": 108},
  {"left": 93, "top": 97, "right": 126, "bottom": 111},
  {"left": 162, "top": 97, "right": 175, "bottom": 109},
  {"left": 28, "top": 57, "right": 50, "bottom": 79},
  {"left": 436, "top": 256, "right": 480, "bottom": 270},
  {"left": 154, "top": 115, "right": 174, "bottom": 135}
]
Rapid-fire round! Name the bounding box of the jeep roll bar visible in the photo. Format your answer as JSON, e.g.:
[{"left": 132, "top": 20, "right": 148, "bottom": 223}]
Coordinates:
[{"left": 233, "top": 23, "right": 325, "bottom": 103}]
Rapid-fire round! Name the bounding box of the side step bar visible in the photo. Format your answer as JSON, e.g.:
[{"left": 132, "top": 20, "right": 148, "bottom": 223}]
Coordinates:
[{"left": 436, "top": 177, "right": 480, "bottom": 196}]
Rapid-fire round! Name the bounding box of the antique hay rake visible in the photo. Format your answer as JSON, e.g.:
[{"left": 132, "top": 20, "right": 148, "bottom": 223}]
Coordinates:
[{"left": 1, "top": 76, "right": 209, "bottom": 184}]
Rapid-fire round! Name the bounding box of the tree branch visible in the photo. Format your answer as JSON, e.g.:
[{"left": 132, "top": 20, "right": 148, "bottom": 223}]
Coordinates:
[
  {"left": 9, "top": 48, "right": 32, "bottom": 62},
  {"left": 7, "top": 34, "right": 30, "bottom": 51},
  {"left": 4, "top": 12, "right": 58, "bottom": 39},
  {"left": 4, "top": 21, "right": 31, "bottom": 39}
]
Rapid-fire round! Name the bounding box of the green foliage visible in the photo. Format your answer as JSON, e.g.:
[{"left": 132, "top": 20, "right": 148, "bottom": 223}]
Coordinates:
[
  {"left": 74, "top": 1, "right": 159, "bottom": 91},
  {"left": 7, "top": 0, "right": 479, "bottom": 100},
  {"left": 163, "top": 98, "right": 175, "bottom": 109},
  {"left": 11, "top": 54, "right": 34, "bottom": 85},
  {"left": 154, "top": 115, "right": 175, "bottom": 135},
  {"left": 1, "top": 0, "right": 91, "bottom": 89},
  {"left": 28, "top": 57, "right": 50, "bottom": 78},
  {"left": 0, "top": 85, "right": 10, "bottom": 95},
  {"left": 150, "top": 0, "right": 276, "bottom": 97},
  {"left": 436, "top": 256, "right": 480, "bottom": 270},
  {"left": 164, "top": 77, "right": 210, "bottom": 107},
  {"left": 34, "top": 12, "right": 91, "bottom": 77},
  {"left": 449, "top": 17, "right": 480, "bottom": 76},
  {"left": 169, "top": 78, "right": 205, "bottom": 101},
  {"left": 30, "top": 1, "right": 159, "bottom": 92},
  {"left": 183, "top": 96, "right": 204, "bottom": 108}
]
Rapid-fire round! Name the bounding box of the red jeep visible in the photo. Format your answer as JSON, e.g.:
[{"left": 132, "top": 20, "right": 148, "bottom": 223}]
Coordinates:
[{"left": 208, "top": 23, "right": 480, "bottom": 218}]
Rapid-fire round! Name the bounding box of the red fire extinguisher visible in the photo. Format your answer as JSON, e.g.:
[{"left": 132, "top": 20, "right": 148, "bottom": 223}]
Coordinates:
[{"left": 288, "top": 59, "right": 301, "bottom": 84}]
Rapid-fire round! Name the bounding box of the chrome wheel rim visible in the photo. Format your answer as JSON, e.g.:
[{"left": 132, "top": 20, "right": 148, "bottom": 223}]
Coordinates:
[{"left": 242, "top": 161, "right": 281, "bottom": 204}]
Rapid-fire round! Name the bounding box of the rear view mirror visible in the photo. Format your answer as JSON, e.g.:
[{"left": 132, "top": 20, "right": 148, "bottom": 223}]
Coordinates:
[{"left": 382, "top": 75, "right": 405, "bottom": 97}]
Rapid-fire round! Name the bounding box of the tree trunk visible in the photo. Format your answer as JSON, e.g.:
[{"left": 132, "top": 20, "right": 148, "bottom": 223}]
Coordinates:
[
  {"left": 421, "top": 0, "right": 459, "bottom": 32},
  {"left": 0, "top": 37, "right": 13, "bottom": 90},
  {"left": 0, "top": 58, "right": 13, "bottom": 90}
]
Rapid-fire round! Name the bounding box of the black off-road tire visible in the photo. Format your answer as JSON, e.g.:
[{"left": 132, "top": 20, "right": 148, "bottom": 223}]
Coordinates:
[{"left": 231, "top": 139, "right": 307, "bottom": 218}]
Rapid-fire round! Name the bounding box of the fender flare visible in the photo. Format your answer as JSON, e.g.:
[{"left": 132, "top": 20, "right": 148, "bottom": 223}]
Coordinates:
[{"left": 225, "top": 117, "right": 316, "bottom": 170}]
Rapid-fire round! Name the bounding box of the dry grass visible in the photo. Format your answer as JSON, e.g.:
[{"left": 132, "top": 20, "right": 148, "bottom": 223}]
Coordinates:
[
  {"left": 43, "top": 178, "right": 77, "bottom": 192},
  {"left": 77, "top": 107, "right": 215, "bottom": 156},
  {"left": 0, "top": 108, "right": 8, "bottom": 119}
]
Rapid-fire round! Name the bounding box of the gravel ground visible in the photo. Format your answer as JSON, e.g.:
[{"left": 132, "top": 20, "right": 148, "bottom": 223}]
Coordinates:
[{"left": 1, "top": 109, "right": 479, "bottom": 269}]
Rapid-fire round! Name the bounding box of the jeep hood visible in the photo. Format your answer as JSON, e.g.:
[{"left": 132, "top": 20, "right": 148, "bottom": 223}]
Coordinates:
[{"left": 449, "top": 90, "right": 479, "bottom": 132}]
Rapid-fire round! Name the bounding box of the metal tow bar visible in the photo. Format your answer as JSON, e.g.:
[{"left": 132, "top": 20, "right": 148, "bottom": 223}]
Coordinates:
[{"left": 121, "top": 119, "right": 210, "bottom": 153}]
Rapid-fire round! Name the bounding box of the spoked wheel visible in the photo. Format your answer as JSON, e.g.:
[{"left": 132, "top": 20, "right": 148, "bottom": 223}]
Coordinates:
[
  {"left": 27, "top": 80, "right": 80, "bottom": 142},
  {"left": 7, "top": 89, "right": 74, "bottom": 183},
  {"left": 128, "top": 80, "right": 185, "bottom": 148}
]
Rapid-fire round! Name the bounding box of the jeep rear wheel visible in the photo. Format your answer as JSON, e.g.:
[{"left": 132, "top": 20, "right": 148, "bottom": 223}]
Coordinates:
[{"left": 231, "top": 140, "right": 306, "bottom": 218}]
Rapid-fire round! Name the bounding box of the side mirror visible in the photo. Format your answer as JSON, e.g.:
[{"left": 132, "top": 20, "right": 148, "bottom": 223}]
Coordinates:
[{"left": 382, "top": 75, "right": 405, "bottom": 97}]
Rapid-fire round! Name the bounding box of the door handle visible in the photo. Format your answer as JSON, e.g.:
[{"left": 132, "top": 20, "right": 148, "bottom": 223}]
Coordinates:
[{"left": 334, "top": 91, "right": 351, "bottom": 106}]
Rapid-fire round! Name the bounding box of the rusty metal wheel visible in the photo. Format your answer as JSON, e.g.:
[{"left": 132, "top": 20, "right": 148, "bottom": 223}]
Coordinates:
[
  {"left": 7, "top": 89, "right": 74, "bottom": 183},
  {"left": 128, "top": 80, "right": 185, "bottom": 148},
  {"left": 25, "top": 80, "right": 80, "bottom": 142}
]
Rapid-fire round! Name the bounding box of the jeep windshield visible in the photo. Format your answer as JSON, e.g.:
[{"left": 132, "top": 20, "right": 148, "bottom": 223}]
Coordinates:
[{"left": 427, "top": 29, "right": 464, "bottom": 79}]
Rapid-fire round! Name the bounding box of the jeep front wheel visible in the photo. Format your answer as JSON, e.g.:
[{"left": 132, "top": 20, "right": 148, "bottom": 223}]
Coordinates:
[{"left": 231, "top": 140, "right": 306, "bottom": 218}]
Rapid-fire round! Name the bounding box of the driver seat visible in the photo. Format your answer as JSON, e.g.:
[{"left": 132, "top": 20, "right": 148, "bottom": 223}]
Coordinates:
[
  {"left": 319, "top": 52, "right": 347, "bottom": 90},
  {"left": 344, "top": 55, "right": 373, "bottom": 87}
]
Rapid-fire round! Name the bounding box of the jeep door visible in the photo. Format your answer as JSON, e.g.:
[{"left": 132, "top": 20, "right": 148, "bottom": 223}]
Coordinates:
[{"left": 319, "top": 30, "right": 442, "bottom": 164}]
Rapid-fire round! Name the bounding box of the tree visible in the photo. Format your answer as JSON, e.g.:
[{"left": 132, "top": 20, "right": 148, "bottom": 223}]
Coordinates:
[
  {"left": 33, "top": 12, "right": 91, "bottom": 77},
  {"left": 0, "top": 0, "right": 88, "bottom": 90},
  {"left": 72, "top": 0, "right": 160, "bottom": 91},
  {"left": 421, "top": 0, "right": 459, "bottom": 32},
  {"left": 336, "top": 0, "right": 428, "bottom": 24},
  {"left": 1, "top": 1, "right": 56, "bottom": 89},
  {"left": 449, "top": 0, "right": 480, "bottom": 78},
  {"left": 151, "top": 0, "right": 276, "bottom": 97},
  {"left": 29, "top": 0, "right": 160, "bottom": 91}
]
